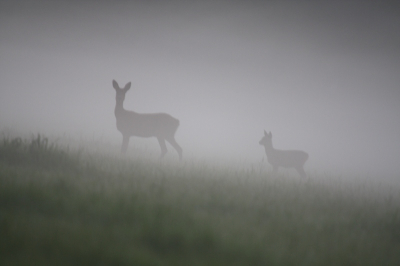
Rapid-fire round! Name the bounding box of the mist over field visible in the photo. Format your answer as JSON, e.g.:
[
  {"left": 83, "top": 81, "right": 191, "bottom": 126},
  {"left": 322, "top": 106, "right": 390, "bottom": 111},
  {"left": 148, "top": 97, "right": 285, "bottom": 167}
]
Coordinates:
[{"left": 1, "top": 0, "right": 400, "bottom": 177}]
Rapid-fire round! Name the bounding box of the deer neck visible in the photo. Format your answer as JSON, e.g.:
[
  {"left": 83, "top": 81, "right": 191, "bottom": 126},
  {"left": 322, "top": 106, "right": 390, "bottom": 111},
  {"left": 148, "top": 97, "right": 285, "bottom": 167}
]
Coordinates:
[
  {"left": 263, "top": 144, "right": 275, "bottom": 157},
  {"left": 114, "top": 99, "right": 126, "bottom": 117}
]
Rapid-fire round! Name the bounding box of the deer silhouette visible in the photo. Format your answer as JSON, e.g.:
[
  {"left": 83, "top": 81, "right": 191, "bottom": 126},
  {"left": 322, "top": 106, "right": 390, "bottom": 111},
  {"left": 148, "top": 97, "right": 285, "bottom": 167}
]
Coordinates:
[
  {"left": 259, "top": 130, "right": 308, "bottom": 178},
  {"left": 112, "top": 80, "right": 182, "bottom": 160}
]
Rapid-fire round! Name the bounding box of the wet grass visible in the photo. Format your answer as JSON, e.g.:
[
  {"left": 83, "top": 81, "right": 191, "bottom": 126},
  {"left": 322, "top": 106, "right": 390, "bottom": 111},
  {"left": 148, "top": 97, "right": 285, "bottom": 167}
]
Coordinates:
[{"left": 1, "top": 135, "right": 400, "bottom": 265}]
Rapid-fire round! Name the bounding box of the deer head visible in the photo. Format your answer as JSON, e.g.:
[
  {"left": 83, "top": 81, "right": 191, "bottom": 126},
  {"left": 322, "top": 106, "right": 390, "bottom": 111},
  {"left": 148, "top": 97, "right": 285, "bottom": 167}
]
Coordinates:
[
  {"left": 259, "top": 130, "right": 273, "bottom": 148},
  {"left": 112, "top": 80, "right": 131, "bottom": 105}
]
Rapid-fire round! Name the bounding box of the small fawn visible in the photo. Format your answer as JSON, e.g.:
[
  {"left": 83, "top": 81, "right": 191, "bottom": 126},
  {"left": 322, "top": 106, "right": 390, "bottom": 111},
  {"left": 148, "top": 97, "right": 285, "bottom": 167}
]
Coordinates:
[
  {"left": 259, "top": 130, "right": 308, "bottom": 178},
  {"left": 112, "top": 80, "right": 182, "bottom": 160}
]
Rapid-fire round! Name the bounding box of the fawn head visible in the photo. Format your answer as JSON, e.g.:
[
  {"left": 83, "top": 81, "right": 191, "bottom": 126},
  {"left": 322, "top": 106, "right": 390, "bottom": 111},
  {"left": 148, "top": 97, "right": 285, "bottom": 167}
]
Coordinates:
[
  {"left": 259, "top": 130, "right": 273, "bottom": 148},
  {"left": 112, "top": 80, "right": 131, "bottom": 103}
]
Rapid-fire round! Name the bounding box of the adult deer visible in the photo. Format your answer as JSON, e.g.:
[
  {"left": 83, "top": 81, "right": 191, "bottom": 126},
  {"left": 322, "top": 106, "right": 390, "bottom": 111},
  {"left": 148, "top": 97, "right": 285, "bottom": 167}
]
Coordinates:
[
  {"left": 112, "top": 80, "right": 182, "bottom": 160},
  {"left": 259, "top": 130, "right": 308, "bottom": 178}
]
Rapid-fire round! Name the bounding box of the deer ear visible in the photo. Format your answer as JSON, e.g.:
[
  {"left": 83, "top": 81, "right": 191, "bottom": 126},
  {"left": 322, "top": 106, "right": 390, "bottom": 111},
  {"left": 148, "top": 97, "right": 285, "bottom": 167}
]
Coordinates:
[
  {"left": 269, "top": 132, "right": 272, "bottom": 137},
  {"left": 124, "top": 82, "right": 131, "bottom": 91},
  {"left": 112, "top": 80, "right": 119, "bottom": 90}
]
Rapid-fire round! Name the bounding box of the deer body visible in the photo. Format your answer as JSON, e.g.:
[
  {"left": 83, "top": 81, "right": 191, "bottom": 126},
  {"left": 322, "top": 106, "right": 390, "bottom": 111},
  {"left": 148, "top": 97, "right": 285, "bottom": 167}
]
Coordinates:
[
  {"left": 259, "top": 131, "right": 308, "bottom": 178},
  {"left": 113, "top": 80, "right": 182, "bottom": 160},
  {"left": 115, "top": 110, "right": 179, "bottom": 138}
]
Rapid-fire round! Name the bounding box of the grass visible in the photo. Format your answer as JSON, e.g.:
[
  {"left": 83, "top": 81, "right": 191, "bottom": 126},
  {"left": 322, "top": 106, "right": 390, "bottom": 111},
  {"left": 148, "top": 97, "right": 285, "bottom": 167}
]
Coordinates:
[{"left": 0, "top": 134, "right": 400, "bottom": 265}]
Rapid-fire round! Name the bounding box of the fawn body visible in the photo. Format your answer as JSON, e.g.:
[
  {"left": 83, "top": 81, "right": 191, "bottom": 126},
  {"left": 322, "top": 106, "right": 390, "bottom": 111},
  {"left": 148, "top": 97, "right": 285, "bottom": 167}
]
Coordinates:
[{"left": 259, "top": 130, "right": 308, "bottom": 178}]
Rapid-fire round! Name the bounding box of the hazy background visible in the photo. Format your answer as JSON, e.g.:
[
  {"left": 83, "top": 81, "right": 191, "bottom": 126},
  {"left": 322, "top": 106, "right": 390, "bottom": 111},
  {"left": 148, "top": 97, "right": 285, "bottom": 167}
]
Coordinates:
[{"left": 1, "top": 0, "right": 399, "bottom": 177}]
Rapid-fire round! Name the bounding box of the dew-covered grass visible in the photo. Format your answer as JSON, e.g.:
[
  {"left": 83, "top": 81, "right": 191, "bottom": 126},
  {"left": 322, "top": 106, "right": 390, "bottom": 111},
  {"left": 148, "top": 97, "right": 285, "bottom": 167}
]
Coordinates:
[{"left": 1, "top": 134, "right": 400, "bottom": 265}]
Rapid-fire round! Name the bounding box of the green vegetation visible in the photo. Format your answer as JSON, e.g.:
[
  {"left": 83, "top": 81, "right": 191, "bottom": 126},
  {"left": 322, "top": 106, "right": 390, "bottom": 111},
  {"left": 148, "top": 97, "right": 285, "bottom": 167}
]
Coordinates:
[{"left": 1, "top": 135, "right": 400, "bottom": 265}]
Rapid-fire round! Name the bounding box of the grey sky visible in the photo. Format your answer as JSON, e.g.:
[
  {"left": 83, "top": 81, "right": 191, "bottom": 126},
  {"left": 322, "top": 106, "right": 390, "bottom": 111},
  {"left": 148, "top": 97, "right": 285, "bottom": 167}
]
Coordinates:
[{"left": 1, "top": 0, "right": 399, "bottom": 176}]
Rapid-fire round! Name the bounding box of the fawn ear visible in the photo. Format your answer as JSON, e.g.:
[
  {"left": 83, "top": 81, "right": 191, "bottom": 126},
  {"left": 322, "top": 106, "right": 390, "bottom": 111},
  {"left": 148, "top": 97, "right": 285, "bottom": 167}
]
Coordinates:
[
  {"left": 124, "top": 82, "right": 131, "bottom": 91},
  {"left": 112, "top": 80, "right": 120, "bottom": 90}
]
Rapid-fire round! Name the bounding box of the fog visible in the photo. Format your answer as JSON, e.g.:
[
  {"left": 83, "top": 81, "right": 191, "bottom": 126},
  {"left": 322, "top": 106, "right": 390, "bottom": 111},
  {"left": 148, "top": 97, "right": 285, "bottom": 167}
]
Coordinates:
[{"left": 1, "top": 0, "right": 400, "bottom": 177}]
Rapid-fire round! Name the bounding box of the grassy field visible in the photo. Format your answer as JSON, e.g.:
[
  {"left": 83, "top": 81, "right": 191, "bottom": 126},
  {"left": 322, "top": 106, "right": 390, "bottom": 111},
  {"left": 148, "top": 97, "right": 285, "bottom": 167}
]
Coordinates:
[{"left": 1, "top": 134, "right": 400, "bottom": 265}]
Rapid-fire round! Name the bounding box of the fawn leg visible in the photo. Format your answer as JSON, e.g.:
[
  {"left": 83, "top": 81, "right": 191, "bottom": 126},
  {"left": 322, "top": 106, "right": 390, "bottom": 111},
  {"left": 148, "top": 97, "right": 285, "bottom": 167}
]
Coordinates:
[
  {"left": 296, "top": 167, "right": 307, "bottom": 178},
  {"left": 121, "top": 135, "right": 130, "bottom": 154}
]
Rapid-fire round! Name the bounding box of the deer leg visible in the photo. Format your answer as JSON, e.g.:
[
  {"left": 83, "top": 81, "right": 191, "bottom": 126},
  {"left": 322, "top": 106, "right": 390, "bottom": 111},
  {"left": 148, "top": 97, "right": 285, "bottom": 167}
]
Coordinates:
[
  {"left": 157, "top": 137, "right": 168, "bottom": 159},
  {"left": 121, "top": 135, "right": 130, "bottom": 154},
  {"left": 272, "top": 165, "right": 278, "bottom": 176},
  {"left": 166, "top": 136, "right": 182, "bottom": 160},
  {"left": 296, "top": 167, "right": 307, "bottom": 178}
]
